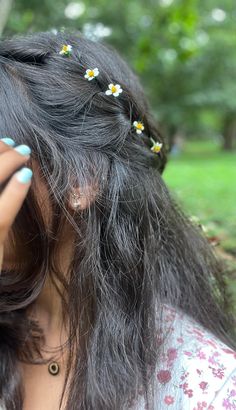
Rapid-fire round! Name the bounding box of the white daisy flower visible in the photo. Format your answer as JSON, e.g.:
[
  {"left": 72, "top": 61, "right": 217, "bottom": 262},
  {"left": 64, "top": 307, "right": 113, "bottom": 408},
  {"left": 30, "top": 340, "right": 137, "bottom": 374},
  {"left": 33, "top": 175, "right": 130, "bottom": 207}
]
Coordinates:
[
  {"left": 151, "top": 141, "right": 163, "bottom": 154},
  {"left": 59, "top": 44, "right": 73, "bottom": 56},
  {"left": 84, "top": 68, "right": 99, "bottom": 81},
  {"left": 133, "top": 121, "right": 145, "bottom": 134},
  {"left": 105, "top": 83, "right": 123, "bottom": 97}
]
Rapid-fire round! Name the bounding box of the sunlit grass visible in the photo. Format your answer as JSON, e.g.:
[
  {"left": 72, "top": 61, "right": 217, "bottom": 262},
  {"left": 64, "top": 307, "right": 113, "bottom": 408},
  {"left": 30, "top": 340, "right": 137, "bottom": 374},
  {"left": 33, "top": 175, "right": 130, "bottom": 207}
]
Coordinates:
[
  {"left": 163, "top": 139, "right": 236, "bottom": 253},
  {"left": 163, "top": 139, "right": 236, "bottom": 306}
]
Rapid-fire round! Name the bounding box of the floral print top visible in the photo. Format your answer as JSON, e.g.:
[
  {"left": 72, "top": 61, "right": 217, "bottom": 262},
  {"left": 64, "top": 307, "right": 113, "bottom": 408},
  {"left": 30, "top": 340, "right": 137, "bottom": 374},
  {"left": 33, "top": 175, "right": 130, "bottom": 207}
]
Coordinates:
[
  {"left": 0, "top": 305, "right": 235, "bottom": 410},
  {"left": 133, "top": 305, "right": 236, "bottom": 410}
]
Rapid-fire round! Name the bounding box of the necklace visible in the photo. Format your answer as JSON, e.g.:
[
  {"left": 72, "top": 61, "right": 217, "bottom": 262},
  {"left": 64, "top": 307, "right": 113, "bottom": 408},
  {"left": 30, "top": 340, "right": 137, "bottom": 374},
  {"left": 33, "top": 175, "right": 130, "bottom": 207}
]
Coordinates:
[{"left": 48, "top": 361, "right": 60, "bottom": 376}]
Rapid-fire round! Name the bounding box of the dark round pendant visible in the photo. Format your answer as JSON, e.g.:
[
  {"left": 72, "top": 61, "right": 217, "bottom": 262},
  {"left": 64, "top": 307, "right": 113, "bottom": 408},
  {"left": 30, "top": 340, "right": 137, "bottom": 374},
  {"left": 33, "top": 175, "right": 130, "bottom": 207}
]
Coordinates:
[{"left": 48, "top": 361, "right": 60, "bottom": 376}]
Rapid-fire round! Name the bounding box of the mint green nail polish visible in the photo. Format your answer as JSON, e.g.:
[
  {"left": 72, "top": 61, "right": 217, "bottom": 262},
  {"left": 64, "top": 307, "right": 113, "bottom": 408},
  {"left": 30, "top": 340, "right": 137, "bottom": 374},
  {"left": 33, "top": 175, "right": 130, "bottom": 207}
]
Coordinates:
[
  {"left": 0, "top": 137, "right": 15, "bottom": 146},
  {"left": 16, "top": 167, "right": 33, "bottom": 184},
  {"left": 14, "top": 144, "right": 31, "bottom": 156}
]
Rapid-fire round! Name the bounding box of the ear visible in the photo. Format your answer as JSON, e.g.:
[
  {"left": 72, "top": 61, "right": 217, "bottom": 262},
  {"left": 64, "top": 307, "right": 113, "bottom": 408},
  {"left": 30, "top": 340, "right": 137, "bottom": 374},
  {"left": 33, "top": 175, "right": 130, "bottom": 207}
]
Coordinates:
[{"left": 68, "top": 184, "right": 98, "bottom": 211}]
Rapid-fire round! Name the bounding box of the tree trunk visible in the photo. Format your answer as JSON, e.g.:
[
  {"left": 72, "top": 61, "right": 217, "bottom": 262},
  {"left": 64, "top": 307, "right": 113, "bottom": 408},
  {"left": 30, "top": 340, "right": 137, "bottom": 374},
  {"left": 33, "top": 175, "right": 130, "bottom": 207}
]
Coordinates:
[
  {"left": 0, "top": 0, "right": 14, "bottom": 37},
  {"left": 222, "top": 113, "right": 236, "bottom": 151}
]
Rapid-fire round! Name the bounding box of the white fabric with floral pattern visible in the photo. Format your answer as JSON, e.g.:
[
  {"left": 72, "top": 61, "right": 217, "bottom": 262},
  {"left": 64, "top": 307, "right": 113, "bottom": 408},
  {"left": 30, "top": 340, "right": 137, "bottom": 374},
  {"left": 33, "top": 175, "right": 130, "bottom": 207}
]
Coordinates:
[{"left": 131, "top": 305, "right": 236, "bottom": 409}]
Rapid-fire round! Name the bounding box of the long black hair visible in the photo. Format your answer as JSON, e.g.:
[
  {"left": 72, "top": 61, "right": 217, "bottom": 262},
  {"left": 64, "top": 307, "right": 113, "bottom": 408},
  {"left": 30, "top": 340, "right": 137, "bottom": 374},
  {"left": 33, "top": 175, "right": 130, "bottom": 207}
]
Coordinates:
[{"left": 0, "top": 30, "right": 235, "bottom": 410}]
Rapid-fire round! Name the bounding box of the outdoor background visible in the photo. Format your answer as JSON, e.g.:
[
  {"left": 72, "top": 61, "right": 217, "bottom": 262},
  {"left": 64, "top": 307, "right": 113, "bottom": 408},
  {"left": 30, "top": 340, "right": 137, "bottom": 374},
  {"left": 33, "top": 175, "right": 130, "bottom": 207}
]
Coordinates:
[{"left": 1, "top": 0, "right": 235, "bottom": 304}]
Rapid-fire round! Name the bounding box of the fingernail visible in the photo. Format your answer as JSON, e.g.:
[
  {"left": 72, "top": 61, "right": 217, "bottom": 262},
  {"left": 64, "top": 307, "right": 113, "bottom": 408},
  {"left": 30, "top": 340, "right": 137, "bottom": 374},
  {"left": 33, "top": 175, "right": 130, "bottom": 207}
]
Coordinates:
[
  {"left": 16, "top": 167, "right": 33, "bottom": 184},
  {"left": 14, "top": 144, "right": 31, "bottom": 156},
  {"left": 0, "top": 137, "right": 16, "bottom": 146}
]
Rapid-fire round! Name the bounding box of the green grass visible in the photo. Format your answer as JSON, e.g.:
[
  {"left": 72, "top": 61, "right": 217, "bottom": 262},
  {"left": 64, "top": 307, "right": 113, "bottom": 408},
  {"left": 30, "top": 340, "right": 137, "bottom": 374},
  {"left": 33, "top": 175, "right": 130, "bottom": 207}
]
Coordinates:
[
  {"left": 163, "top": 139, "right": 236, "bottom": 306},
  {"left": 163, "top": 140, "right": 236, "bottom": 254}
]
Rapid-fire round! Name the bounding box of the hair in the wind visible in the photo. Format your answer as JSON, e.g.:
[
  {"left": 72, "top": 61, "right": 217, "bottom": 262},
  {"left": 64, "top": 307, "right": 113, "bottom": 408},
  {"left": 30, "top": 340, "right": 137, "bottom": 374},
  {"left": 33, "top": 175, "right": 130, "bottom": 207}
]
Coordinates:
[{"left": 0, "top": 30, "right": 235, "bottom": 410}]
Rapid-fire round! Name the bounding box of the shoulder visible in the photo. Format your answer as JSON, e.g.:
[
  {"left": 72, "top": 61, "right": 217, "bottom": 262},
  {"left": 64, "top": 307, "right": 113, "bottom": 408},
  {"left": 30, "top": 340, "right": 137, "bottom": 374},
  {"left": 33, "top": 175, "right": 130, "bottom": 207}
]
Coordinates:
[{"left": 153, "top": 304, "right": 236, "bottom": 409}]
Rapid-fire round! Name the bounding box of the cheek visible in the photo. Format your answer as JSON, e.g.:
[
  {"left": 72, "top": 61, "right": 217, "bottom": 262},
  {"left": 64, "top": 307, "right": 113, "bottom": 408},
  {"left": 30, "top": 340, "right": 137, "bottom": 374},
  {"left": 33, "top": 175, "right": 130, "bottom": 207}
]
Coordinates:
[
  {"left": 2, "top": 230, "right": 17, "bottom": 268},
  {"left": 2, "top": 161, "right": 53, "bottom": 269},
  {"left": 35, "top": 182, "right": 52, "bottom": 229},
  {"left": 31, "top": 159, "right": 53, "bottom": 229}
]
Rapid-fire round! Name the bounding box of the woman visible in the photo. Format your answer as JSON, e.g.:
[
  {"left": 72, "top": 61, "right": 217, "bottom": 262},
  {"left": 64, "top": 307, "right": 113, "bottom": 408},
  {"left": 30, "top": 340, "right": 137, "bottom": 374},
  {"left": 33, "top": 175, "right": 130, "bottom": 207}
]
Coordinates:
[{"left": 0, "top": 30, "right": 235, "bottom": 410}]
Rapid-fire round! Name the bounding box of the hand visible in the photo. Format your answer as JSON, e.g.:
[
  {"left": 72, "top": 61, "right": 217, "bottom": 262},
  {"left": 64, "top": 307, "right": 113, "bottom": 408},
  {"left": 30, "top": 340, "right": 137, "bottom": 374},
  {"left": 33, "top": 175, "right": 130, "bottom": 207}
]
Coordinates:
[{"left": 0, "top": 138, "right": 33, "bottom": 272}]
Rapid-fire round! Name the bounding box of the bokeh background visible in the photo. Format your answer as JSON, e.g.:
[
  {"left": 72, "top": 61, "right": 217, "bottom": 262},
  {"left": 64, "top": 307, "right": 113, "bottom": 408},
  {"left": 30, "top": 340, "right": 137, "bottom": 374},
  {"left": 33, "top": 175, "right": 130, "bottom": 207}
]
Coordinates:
[{"left": 1, "top": 0, "right": 235, "bottom": 303}]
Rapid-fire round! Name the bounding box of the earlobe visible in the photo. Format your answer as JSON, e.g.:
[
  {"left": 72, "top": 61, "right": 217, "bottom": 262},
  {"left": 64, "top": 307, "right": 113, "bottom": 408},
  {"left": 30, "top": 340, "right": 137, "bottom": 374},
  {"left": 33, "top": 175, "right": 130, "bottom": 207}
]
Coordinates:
[
  {"left": 70, "top": 191, "right": 82, "bottom": 210},
  {"left": 69, "top": 190, "right": 82, "bottom": 210},
  {"left": 69, "top": 183, "right": 99, "bottom": 211}
]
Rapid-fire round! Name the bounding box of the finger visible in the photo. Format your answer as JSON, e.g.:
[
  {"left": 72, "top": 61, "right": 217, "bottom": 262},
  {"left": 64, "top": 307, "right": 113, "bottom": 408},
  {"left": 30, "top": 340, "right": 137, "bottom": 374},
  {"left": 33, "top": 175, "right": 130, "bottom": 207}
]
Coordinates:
[
  {"left": 0, "top": 145, "right": 31, "bottom": 183},
  {"left": 0, "top": 138, "right": 16, "bottom": 153},
  {"left": 0, "top": 167, "right": 33, "bottom": 244}
]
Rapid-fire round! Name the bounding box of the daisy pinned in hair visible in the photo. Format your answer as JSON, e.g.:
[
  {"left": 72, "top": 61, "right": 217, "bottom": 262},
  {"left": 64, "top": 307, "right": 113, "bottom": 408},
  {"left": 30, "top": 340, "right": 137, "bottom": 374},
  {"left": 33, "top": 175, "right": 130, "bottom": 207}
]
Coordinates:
[
  {"left": 84, "top": 68, "right": 99, "bottom": 81},
  {"left": 133, "top": 121, "right": 144, "bottom": 135},
  {"left": 59, "top": 44, "right": 72, "bottom": 56},
  {"left": 105, "top": 83, "right": 123, "bottom": 97},
  {"left": 150, "top": 138, "right": 163, "bottom": 154}
]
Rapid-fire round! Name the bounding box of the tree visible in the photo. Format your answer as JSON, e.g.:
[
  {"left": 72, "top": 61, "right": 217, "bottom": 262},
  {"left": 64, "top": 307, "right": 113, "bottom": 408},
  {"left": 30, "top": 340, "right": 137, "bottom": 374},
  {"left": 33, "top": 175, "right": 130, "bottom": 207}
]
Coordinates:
[{"left": 0, "top": 0, "right": 14, "bottom": 36}]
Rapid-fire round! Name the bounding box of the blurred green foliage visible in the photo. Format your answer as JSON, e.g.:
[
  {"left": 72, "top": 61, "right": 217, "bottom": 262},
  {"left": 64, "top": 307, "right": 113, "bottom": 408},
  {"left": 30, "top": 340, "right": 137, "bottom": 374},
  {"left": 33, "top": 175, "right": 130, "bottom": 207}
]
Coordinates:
[{"left": 1, "top": 0, "right": 236, "bottom": 149}]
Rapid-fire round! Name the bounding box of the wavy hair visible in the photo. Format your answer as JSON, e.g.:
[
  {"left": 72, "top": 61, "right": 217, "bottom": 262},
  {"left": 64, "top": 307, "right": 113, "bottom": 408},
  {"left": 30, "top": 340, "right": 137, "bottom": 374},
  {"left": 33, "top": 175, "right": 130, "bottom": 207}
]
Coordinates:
[{"left": 0, "top": 31, "right": 235, "bottom": 410}]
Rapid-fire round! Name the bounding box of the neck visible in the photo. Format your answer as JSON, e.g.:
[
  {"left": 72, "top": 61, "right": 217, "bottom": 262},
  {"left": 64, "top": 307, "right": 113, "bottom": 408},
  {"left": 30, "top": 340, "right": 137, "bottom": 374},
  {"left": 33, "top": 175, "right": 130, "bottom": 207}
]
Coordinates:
[
  {"left": 28, "top": 227, "right": 75, "bottom": 341},
  {"left": 31, "top": 276, "right": 65, "bottom": 333}
]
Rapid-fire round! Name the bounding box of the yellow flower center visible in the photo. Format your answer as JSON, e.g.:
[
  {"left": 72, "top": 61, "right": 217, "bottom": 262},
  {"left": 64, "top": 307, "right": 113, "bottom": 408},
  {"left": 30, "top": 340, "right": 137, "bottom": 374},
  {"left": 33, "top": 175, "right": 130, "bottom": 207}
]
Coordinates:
[
  {"left": 136, "top": 123, "right": 143, "bottom": 130},
  {"left": 111, "top": 85, "right": 117, "bottom": 93},
  {"left": 152, "top": 145, "right": 161, "bottom": 153},
  {"left": 88, "top": 70, "right": 94, "bottom": 77},
  {"left": 62, "top": 45, "right": 68, "bottom": 52}
]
